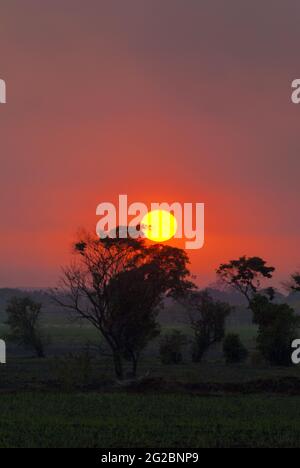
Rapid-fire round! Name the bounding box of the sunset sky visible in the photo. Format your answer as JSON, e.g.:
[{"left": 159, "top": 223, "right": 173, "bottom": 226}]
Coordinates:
[{"left": 0, "top": 0, "right": 299, "bottom": 288}]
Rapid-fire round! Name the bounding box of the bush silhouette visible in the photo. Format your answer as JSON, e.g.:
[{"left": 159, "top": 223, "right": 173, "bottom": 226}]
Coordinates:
[
  {"left": 223, "top": 333, "right": 248, "bottom": 364},
  {"left": 159, "top": 330, "right": 187, "bottom": 365}
]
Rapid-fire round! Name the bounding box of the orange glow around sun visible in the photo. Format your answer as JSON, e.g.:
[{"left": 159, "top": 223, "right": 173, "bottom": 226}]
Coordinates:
[{"left": 141, "top": 210, "right": 178, "bottom": 243}]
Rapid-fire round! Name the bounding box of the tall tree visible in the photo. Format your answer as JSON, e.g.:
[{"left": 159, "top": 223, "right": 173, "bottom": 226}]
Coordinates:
[
  {"left": 55, "top": 231, "right": 194, "bottom": 379},
  {"left": 216, "top": 256, "right": 275, "bottom": 304}
]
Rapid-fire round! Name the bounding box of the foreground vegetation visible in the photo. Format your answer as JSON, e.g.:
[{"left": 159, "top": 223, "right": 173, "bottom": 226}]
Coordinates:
[
  {"left": 1, "top": 393, "right": 300, "bottom": 448},
  {"left": 1, "top": 317, "right": 300, "bottom": 448}
]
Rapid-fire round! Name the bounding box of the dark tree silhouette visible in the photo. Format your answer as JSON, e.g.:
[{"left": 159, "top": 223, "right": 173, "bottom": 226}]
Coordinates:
[
  {"left": 251, "top": 294, "right": 300, "bottom": 366},
  {"left": 6, "top": 297, "right": 47, "bottom": 358},
  {"left": 55, "top": 230, "right": 194, "bottom": 379},
  {"left": 223, "top": 333, "right": 248, "bottom": 364},
  {"left": 216, "top": 256, "right": 275, "bottom": 304},
  {"left": 187, "top": 290, "right": 232, "bottom": 362}
]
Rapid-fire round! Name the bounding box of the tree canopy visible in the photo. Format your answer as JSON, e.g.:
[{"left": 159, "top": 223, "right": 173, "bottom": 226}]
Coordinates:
[
  {"left": 56, "top": 230, "right": 195, "bottom": 379},
  {"left": 216, "top": 256, "right": 275, "bottom": 303}
]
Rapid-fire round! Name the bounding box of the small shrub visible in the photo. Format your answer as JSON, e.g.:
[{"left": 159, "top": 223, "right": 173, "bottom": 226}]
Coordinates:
[
  {"left": 250, "top": 351, "right": 266, "bottom": 367},
  {"left": 223, "top": 333, "right": 248, "bottom": 364},
  {"left": 159, "top": 330, "right": 187, "bottom": 365}
]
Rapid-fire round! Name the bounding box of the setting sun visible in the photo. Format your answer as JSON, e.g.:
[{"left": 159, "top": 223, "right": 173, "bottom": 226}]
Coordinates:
[{"left": 141, "top": 210, "right": 178, "bottom": 243}]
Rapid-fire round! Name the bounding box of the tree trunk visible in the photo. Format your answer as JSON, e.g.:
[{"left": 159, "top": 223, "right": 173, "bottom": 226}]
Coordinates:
[
  {"left": 35, "top": 343, "right": 45, "bottom": 358},
  {"left": 37, "top": 349, "right": 45, "bottom": 358},
  {"left": 113, "top": 351, "right": 124, "bottom": 380},
  {"left": 131, "top": 355, "right": 138, "bottom": 378}
]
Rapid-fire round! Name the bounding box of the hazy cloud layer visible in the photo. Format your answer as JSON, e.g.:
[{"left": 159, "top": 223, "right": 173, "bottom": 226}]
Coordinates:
[{"left": 0, "top": 0, "right": 299, "bottom": 286}]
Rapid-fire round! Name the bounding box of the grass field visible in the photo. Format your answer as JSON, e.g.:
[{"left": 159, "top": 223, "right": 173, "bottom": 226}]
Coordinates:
[
  {"left": 3, "top": 353, "right": 300, "bottom": 393},
  {"left": 1, "top": 392, "right": 300, "bottom": 448},
  {"left": 1, "top": 301, "right": 300, "bottom": 448}
]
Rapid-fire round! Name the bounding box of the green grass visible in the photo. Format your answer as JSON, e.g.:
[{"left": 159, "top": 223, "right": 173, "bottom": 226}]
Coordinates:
[
  {"left": 1, "top": 319, "right": 300, "bottom": 448},
  {"left": 1, "top": 393, "right": 300, "bottom": 448},
  {"left": 2, "top": 355, "right": 300, "bottom": 394}
]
